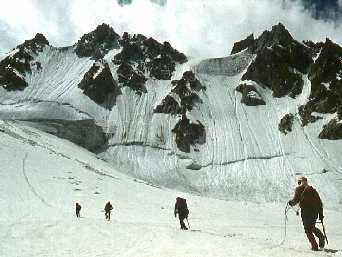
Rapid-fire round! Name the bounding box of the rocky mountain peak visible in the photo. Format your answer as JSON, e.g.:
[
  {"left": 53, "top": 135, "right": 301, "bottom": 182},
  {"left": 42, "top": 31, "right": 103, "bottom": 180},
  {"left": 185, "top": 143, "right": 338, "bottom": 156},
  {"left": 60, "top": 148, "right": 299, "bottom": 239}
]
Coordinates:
[
  {"left": 230, "top": 34, "right": 254, "bottom": 55},
  {"left": 237, "top": 23, "right": 313, "bottom": 99},
  {"left": 31, "top": 33, "right": 49, "bottom": 46},
  {"left": 112, "top": 31, "right": 187, "bottom": 94},
  {"left": 75, "top": 23, "right": 120, "bottom": 59},
  {"left": 253, "top": 22, "right": 293, "bottom": 53},
  {"left": 230, "top": 23, "right": 295, "bottom": 56},
  {"left": 0, "top": 33, "right": 49, "bottom": 91},
  {"left": 18, "top": 33, "right": 49, "bottom": 54}
]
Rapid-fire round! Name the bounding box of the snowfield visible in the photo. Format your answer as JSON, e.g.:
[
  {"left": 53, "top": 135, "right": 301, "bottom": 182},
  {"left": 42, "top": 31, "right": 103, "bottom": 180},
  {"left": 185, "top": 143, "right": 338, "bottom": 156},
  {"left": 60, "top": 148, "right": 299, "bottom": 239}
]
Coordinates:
[{"left": 0, "top": 120, "right": 341, "bottom": 257}]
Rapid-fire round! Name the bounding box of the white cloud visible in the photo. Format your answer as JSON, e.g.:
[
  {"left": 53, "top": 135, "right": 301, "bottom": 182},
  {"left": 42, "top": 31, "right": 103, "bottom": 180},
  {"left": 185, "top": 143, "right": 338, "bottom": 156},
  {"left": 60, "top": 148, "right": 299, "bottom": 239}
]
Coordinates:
[{"left": 0, "top": 0, "right": 342, "bottom": 58}]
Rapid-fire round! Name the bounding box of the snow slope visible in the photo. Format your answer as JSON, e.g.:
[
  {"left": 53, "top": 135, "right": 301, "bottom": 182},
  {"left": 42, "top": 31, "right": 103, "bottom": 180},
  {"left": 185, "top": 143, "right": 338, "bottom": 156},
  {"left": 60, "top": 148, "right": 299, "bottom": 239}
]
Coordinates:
[{"left": 0, "top": 120, "right": 341, "bottom": 257}]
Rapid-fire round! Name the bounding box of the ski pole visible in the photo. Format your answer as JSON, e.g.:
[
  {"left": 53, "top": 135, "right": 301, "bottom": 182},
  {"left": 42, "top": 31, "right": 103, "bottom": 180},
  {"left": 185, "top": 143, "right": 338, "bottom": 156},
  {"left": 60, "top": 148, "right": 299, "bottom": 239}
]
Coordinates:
[{"left": 186, "top": 217, "right": 191, "bottom": 230}]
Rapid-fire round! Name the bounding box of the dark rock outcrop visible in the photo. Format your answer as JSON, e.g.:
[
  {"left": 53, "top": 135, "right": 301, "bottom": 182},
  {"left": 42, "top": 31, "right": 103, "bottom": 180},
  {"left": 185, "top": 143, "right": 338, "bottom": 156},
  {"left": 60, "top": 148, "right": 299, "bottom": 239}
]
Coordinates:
[
  {"left": 171, "top": 71, "right": 205, "bottom": 111},
  {"left": 235, "top": 84, "right": 266, "bottom": 106},
  {"left": 0, "top": 66, "right": 28, "bottom": 91},
  {"left": 78, "top": 60, "right": 120, "bottom": 107},
  {"left": 319, "top": 119, "right": 342, "bottom": 140},
  {"left": 154, "top": 71, "right": 205, "bottom": 114},
  {"left": 117, "top": 62, "right": 147, "bottom": 94},
  {"left": 278, "top": 113, "right": 294, "bottom": 134},
  {"left": 239, "top": 23, "right": 313, "bottom": 98},
  {"left": 231, "top": 34, "right": 255, "bottom": 55},
  {"left": 113, "top": 32, "right": 187, "bottom": 93},
  {"left": 172, "top": 113, "right": 206, "bottom": 153},
  {"left": 303, "top": 40, "right": 324, "bottom": 56},
  {"left": 298, "top": 104, "right": 323, "bottom": 126},
  {"left": 0, "top": 33, "right": 49, "bottom": 91},
  {"left": 17, "top": 33, "right": 49, "bottom": 54},
  {"left": 155, "top": 71, "right": 205, "bottom": 114},
  {"left": 155, "top": 71, "right": 206, "bottom": 151},
  {"left": 242, "top": 46, "right": 305, "bottom": 98},
  {"left": 154, "top": 95, "right": 181, "bottom": 114},
  {"left": 299, "top": 38, "right": 342, "bottom": 126},
  {"left": 75, "top": 23, "right": 120, "bottom": 59},
  {"left": 254, "top": 23, "right": 294, "bottom": 52}
]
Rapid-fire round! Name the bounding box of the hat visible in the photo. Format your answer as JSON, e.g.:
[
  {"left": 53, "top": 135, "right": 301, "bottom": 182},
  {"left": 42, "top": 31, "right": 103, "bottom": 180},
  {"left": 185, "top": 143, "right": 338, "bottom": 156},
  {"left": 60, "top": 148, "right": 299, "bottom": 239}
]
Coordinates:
[{"left": 298, "top": 176, "right": 307, "bottom": 182}]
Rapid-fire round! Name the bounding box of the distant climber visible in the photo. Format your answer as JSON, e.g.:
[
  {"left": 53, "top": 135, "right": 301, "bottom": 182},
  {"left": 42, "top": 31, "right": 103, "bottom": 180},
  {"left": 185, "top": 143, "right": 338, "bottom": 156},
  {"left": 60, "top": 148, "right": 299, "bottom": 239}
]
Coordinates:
[
  {"left": 104, "top": 201, "right": 113, "bottom": 221},
  {"left": 75, "top": 202, "right": 81, "bottom": 218},
  {"left": 174, "top": 197, "right": 189, "bottom": 230},
  {"left": 288, "top": 177, "right": 325, "bottom": 251}
]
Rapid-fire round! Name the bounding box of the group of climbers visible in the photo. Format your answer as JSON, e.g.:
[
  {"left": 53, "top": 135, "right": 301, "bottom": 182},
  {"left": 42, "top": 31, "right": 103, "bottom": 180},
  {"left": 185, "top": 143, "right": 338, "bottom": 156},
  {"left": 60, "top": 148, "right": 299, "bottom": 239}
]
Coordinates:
[
  {"left": 75, "top": 201, "right": 113, "bottom": 220},
  {"left": 74, "top": 176, "right": 326, "bottom": 251}
]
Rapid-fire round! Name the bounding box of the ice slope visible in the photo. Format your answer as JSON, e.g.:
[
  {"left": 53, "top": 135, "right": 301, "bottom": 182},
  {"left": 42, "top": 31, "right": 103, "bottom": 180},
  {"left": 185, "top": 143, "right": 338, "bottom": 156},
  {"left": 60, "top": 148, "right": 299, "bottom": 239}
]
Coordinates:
[
  {"left": 0, "top": 45, "right": 341, "bottom": 206},
  {"left": 0, "top": 120, "right": 341, "bottom": 257}
]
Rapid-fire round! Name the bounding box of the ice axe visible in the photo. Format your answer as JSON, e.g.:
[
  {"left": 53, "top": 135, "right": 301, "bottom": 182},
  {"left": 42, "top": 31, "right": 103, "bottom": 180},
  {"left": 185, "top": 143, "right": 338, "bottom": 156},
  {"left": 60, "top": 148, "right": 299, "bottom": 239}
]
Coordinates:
[
  {"left": 186, "top": 217, "right": 191, "bottom": 230},
  {"left": 317, "top": 220, "right": 329, "bottom": 245}
]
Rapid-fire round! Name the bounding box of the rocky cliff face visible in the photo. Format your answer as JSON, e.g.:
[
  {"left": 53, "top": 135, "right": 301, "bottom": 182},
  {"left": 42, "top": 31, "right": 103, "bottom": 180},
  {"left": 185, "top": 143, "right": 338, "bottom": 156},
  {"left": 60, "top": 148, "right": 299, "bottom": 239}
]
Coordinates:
[
  {"left": 75, "top": 23, "right": 120, "bottom": 59},
  {"left": 232, "top": 23, "right": 342, "bottom": 141},
  {"left": 0, "top": 33, "right": 49, "bottom": 91},
  {"left": 78, "top": 60, "right": 120, "bottom": 108},
  {"left": 113, "top": 32, "right": 187, "bottom": 94},
  {"left": 240, "top": 23, "right": 313, "bottom": 98},
  {"left": 299, "top": 39, "right": 342, "bottom": 126}
]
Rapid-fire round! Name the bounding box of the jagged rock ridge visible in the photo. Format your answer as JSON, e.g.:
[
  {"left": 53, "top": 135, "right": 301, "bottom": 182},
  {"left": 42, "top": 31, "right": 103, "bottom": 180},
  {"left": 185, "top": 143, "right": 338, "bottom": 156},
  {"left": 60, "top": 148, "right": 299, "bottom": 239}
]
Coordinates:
[
  {"left": 0, "top": 33, "right": 49, "bottom": 91},
  {"left": 113, "top": 32, "right": 187, "bottom": 94},
  {"left": 75, "top": 23, "right": 120, "bottom": 59},
  {"left": 237, "top": 23, "right": 313, "bottom": 99}
]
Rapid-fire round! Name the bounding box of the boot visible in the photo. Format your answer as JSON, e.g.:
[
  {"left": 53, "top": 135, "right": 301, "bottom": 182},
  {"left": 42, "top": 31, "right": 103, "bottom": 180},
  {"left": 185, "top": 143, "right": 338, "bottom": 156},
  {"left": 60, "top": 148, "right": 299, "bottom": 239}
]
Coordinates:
[
  {"left": 306, "top": 232, "right": 318, "bottom": 251},
  {"left": 313, "top": 227, "right": 325, "bottom": 248}
]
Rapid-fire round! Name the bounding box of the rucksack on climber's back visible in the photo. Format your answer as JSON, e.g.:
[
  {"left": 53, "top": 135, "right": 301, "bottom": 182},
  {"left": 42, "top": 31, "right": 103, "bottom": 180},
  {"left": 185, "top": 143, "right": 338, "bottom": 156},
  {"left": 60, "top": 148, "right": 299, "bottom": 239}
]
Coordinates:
[
  {"left": 176, "top": 197, "right": 189, "bottom": 215},
  {"left": 300, "top": 186, "right": 323, "bottom": 209}
]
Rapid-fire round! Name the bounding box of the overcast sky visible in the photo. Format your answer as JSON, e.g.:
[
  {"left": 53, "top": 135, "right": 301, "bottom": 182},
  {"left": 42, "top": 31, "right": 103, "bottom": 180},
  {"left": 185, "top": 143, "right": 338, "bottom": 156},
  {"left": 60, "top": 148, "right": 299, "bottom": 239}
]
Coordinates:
[{"left": 0, "top": 0, "right": 341, "bottom": 58}]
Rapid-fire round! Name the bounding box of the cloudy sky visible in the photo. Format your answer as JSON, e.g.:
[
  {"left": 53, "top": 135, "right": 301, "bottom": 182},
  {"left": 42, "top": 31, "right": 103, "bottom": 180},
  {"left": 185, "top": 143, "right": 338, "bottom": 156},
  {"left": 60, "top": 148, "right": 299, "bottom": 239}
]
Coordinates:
[{"left": 0, "top": 0, "right": 341, "bottom": 58}]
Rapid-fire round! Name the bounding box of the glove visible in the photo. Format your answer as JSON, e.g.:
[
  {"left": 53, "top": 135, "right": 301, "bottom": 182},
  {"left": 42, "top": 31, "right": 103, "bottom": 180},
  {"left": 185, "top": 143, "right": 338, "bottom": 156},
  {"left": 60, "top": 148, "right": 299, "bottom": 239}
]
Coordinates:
[{"left": 288, "top": 200, "right": 293, "bottom": 206}]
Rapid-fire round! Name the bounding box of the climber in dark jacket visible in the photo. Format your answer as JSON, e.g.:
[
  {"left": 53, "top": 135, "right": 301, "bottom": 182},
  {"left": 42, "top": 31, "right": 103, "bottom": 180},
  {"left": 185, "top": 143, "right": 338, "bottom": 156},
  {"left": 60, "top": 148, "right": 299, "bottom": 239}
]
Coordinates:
[
  {"left": 289, "top": 177, "right": 325, "bottom": 251},
  {"left": 104, "top": 201, "right": 113, "bottom": 221},
  {"left": 75, "top": 202, "right": 81, "bottom": 218},
  {"left": 174, "top": 197, "right": 189, "bottom": 230}
]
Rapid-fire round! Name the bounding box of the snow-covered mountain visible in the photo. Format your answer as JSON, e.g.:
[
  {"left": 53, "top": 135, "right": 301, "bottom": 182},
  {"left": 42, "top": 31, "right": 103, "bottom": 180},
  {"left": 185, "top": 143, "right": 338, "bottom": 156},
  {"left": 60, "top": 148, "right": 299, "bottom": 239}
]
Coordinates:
[{"left": 1, "top": 23, "right": 342, "bottom": 206}]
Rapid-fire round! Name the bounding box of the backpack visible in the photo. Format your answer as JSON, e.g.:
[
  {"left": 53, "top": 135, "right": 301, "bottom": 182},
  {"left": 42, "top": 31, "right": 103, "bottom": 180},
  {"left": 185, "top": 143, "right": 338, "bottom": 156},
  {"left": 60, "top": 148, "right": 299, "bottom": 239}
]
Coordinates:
[
  {"left": 176, "top": 197, "right": 189, "bottom": 215},
  {"left": 300, "top": 186, "right": 322, "bottom": 209}
]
